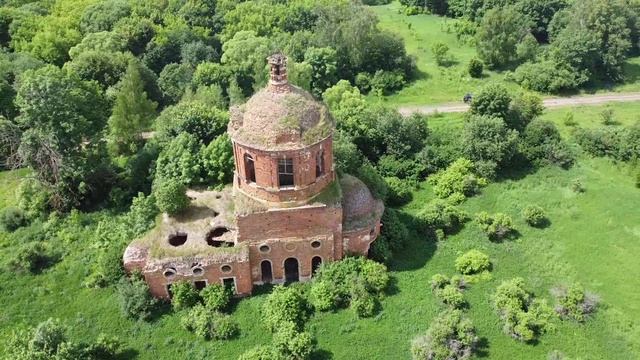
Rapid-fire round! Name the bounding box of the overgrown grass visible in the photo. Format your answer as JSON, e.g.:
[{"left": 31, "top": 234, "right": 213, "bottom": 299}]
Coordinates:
[
  {"left": 0, "top": 168, "right": 27, "bottom": 208},
  {"left": 369, "top": 2, "right": 640, "bottom": 106}
]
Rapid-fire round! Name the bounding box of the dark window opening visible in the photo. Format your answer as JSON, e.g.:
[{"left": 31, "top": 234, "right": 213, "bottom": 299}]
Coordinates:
[
  {"left": 311, "top": 240, "right": 321, "bottom": 249},
  {"left": 312, "top": 256, "right": 322, "bottom": 275},
  {"left": 221, "top": 265, "right": 232, "bottom": 273},
  {"left": 168, "top": 232, "right": 187, "bottom": 247},
  {"left": 222, "top": 278, "right": 236, "bottom": 293},
  {"left": 192, "top": 266, "right": 204, "bottom": 276},
  {"left": 278, "top": 158, "right": 294, "bottom": 188},
  {"left": 261, "top": 260, "right": 273, "bottom": 284},
  {"left": 316, "top": 150, "right": 325, "bottom": 178},
  {"left": 284, "top": 257, "right": 299, "bottom": 283},
  {"left": 194, "top": 280, "right": 207, "bottom": 291},
  {"left": 163, "top": 267, "right": 177, "bottom": 279},
  {"left": 244, "top": 154, "right": 256, "bottom": 183},
  {"left": 259, "top": 244, "right": 270, "bottom": 253}
]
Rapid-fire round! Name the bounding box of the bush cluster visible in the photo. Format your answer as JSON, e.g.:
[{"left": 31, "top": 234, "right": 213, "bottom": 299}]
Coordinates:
[
  {"left": 493, "top": 278, "right": 555, "bottom": 342},
  {"left": 428, "top": 158, "right": 487, "bottom": 201},
  {"left": 411, "top": 309, "right": 478, "bottom": 360},
  {"left": 552, "top": 283, "right": 599, "bottom": 322},
  {"left": 522, "top": 205, "right": 547, "bottom": 227},
  {"left": 5, "top": 318, "right": 122, "bottom": 360},
  {"left": 370, "top": 208, "right": 410, "bottom": 263},
  {"left": 201, "top": 284, "right": 232, "bottom": 312},
  {"left": 417, "top": 199, "right": 468, "bottom": 236},
  {"left": 171, "top": 281, "right": 202, "bottom": 311},
  {"left": 430, "top": 274, "right": 467, "bottom": 309},
  {"left": 475, "top": 212, "right": 515, "bottom": 240},
  {"left": 454, "top": 250, "right": 491, "bottom": 275},
  {"left": 0, "top": 206, "right": 30, "bottom": 232},
  {"left": 262, "top": 285, "right": 310, "bottom": 332},
  {"left": 181, "top": 305, "right": 239, "bottom": 340},
  {"left": 309, "top": 257, "right": 389, "bottom": 318},
  {"left": 574, "top": 124, "right": 640, "bottom": 161},
  {"left": 385, "top": 176, "right": 414, "bottom": 206},
  {"left": 153, "top": 180, "right": 189, "bottom": 215},
  {"left": 8, "top": 241, "right": 55, "bottom": 273},
  {"left": 117, "top": 275, "right": 158, "bottom": 321},
  {"left": 468, "top": 58, "right": 483, "bottom": 78},
  {"left": 520, "top": 120, "right": 575, "bottom": 169}
]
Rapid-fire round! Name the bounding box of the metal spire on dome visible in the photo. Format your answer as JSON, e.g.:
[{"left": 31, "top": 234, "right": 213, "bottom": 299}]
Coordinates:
[{"left": 267, "top": 53, "right": 289, "bottom": 93}]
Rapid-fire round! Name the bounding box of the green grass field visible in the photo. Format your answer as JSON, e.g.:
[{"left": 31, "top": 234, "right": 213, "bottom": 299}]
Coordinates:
[
  {"left": 1, "top": 105, "right": 639, "bottom": 359},
  {"left": 369, "top": 2, "right": 640, "bottom": 106}
]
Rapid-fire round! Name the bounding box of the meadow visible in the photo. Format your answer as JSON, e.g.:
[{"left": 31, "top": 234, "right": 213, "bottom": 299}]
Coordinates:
[
  {"left": 1, "top": 103, "right": 639, "bottom": 359},
  {"left": 369, "top": 2, "right": 640, "bottom": 107}
]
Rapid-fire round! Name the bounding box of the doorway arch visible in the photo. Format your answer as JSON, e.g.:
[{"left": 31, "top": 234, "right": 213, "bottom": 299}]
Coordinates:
[
  {"left": 311, "top": 256, "right": 322, "bottom": 275},
  {"left": 284, "top": 257, "right": 299, "bottom": 283},
  {"left": 261, "top": 260, "right": 273, "bottom": 284}
]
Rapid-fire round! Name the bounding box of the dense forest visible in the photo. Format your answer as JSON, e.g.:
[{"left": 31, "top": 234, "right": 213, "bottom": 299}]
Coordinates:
[{"left": 1, "top": 0, "right": 640, "bottom": 359}]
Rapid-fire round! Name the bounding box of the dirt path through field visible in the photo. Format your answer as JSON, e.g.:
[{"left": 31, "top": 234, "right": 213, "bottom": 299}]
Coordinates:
[{"left": 397, "top": 92, "right": 640, "bottom": 116}]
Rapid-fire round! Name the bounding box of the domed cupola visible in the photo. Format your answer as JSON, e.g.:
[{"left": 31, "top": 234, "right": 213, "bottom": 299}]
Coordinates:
[{"left": 228, "top": 54, "right": 336, "bottom": 204}]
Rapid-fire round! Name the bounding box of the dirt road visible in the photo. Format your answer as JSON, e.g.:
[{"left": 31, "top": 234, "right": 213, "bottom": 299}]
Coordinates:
[{"left": 397, "top": 92, "right": 640, "bottom": 116}]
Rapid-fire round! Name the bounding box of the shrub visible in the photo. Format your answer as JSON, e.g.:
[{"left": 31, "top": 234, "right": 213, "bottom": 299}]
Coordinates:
[
  {"left": 378, "top": 155, "right": 426, "bottom": 181},
  {"left": 0, "top": 206, "right": 29, "bottom": 232},
  {"left": 181, "top": 305, "right": 239, "bottom": 340},
  {"left": 370, "top": 69, "right": 406, "bottom": 96},
  {"left": 468, "top": 58, "right": 483, "bottom": 78},
  {"left": 431, "top": 42, "right": 451, "bottom": 66},
  {"left": 171, "top": 281, "right": 201, "bottom": 311},
  {"left": 438, "top": 285, "right": 466, "bottom": 309},
  {"left": 520, "top": 120, "right": 575, "bottom": 168},
  {"left": 552, "top": 283, "right": 599, "bottom": 322},
  {"left": 262, "top": 285, "right": 310, "bottom": 332},
  {"left": 493, "top": 278, "right": 554, "bottom": 342},
  {"left": 238, "top": 346, "right": 278, "bottom": 360},
  {"left": 571, "top": 179, "right": 585, "bottom": 193},
  {"left": 117, "top": 275, "right": 157, "bottom": 321},
  {"left": 428, "top": 158, "right": 487, "bottom": 200},
  {"left": 385, "top": 177, "right": 414, "bottom": 207},
  {"left": 455, "top": 250, "right": 491, "bottom": 275},
  {"left": 600, "top": 108, "right": 616, "bottom": 126},
  {"left": 154, "top": 180, "right": 189, "bottom": 215},
  {"left": 469, "top": 82, "right": 512, "bottom": 120},
  {"left": 417, "top": 200, "right": 468, "bottom": 235},
  {"left": 272, "top": 321, "right": 314, "bottom": 360},
  {"left": 380, "top": 208, "right": 409, "bottom": 251},
  {"left": 475, "top": 212, "right": 515, "bottom": 240},
  {"left": 8, "top": 241, "right": 54, "bottom": 273},
  {"left": 201, "top": 284, "right": 231, "bottom": 312},
  {"left": 522, "top": 205, "right": 547, "bottom": 227},
  {"left": 411, "top": 310, "right": 478, "bottom": 360},
  {"left": 563, "top": 113, "right": 577, "bottom": 127},
  {"left": 310, "top": 257, "right": 390, "bottom": 315}
]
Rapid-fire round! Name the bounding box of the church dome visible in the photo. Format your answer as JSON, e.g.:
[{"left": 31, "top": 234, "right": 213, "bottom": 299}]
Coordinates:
[
  {"left": 340, "top": 175, "right": 384, "bottom": 231},
  {"left": 228, "top": 54, "right": 334, "bottom": 151}
]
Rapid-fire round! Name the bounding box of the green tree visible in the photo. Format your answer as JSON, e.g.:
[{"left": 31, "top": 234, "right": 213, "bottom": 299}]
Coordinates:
[
  {"left": 304, "top": 47, "right": 338, "bottom": 97},
  {"left": 154, "top": 179, "right": 189, "bottom": 215},
  {"left": 431, "top": 42, "right": 450, "bottom": 66},
  {"left": 476, "top": 6, "right": 530, "bottom": 68},
  {"left": 201, "top": 134, "right": 234, "bottom": 188},
  {"left": 411, "top": 310, "right": 478, "bottom": 360},
  {"left": 515, "top": 0, "right": 568, "bottom": 42},
  {"left": 470, "top": 82, "right": 512, "bottom": 120},
  {"left": 15, "top": 65, "right": 110, "bottom": 211},
  {"left": 108, "top": 62, "right": 157, "bottom": 156},
  {"left": 80, "top": 0, "right": 131, "bottom": 34}
]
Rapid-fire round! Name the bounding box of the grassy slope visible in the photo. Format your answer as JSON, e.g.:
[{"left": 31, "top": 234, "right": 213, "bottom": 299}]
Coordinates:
[
  {"left": 1, "top": 106, "right": 640, "bottom": 359},
  {"left": 370, "top": 2, "right": 640, "bottom": 106}
]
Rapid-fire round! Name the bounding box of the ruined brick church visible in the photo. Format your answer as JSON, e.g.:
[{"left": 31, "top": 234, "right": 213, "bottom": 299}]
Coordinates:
[{"left": 124, "top": 54, "right": 384, "bottom": 299}]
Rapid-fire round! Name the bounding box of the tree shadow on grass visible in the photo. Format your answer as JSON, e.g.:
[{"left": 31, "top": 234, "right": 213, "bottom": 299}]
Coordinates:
[
  {"left": 388, "top": 211, "right": 437, "bottom": 273},
  {"left": 475, "top": 337, "right": 490, "bottom": 358},
  {"left": 115, "top": 348, "right": 140, "bottom": 360},
  {"left": 310, "top": 348, "right": 333, "bottom": 360}
]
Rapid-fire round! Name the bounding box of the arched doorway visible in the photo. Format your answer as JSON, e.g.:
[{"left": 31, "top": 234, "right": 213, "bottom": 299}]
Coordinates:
[
  {"left": 261, "top": 260, "right": 273, "bottom": 284},
  {"left": 311, "top": 256, "right": 322, "bottom": 275},
  {"left": 284, "top": 257, "right": 299, "bottom": 283}
]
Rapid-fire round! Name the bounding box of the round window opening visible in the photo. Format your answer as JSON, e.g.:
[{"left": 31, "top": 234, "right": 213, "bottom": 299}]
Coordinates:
[
  {"left": 168, "top": 232, "right": 187, "bottom": 247},
  {"left": 192, "top": 266, "right": 204, "bottom": 276},
  {"left": 221, "top": 265, "right": 232, "bottom": 273},
  {"left": 259, "top": 245, "right": 270, "bottom": 253},
  {"left": 311, "top": 240, "right": 321, "bottom": 249},
  {"left": 163, "top": 268, "right": 177, "bottom": 279}
]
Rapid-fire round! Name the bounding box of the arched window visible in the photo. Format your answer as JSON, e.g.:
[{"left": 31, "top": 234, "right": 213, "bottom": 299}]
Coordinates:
[
  {"left": 315, "top": 150, "right": 324, "bottom": 178},
  {"left": 261, "top": 260, "right": 273, "bottom": 284},
  {"left": 244, "top": 154, "right": 256, "bottom": 183},
  {"left": 278, "top": 158, "right": 294, "bottom": 188},
  {"left": 311, "top": 256, "right": 322, "bottom": 275},
  {"left": 284, "top": 257, "right": 299, "bottom": 282}
]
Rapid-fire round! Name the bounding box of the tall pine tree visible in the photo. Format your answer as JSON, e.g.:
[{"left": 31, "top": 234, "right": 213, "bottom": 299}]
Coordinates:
[{"left": 108, "top": 62, "right": 157, "bottom": 156}]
